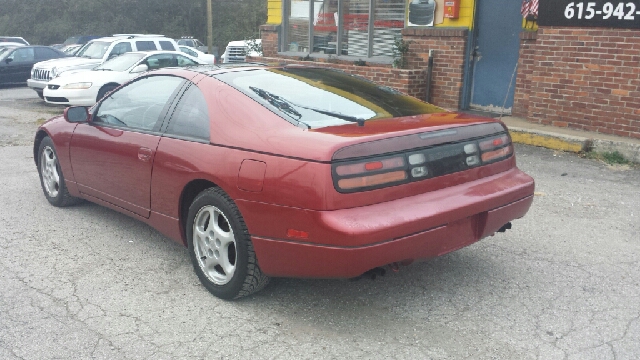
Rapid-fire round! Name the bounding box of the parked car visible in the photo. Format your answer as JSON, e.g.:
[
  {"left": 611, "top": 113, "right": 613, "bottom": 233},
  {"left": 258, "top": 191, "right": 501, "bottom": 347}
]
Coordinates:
[
  {"left": 0, "top": 42, "right": 25, "bottom": 49},
  {"left": 0, "top": 46, "right": 66, "bottom": 85},
  {"left": 28, "top": 34, "right": 179, "bottom": 99},
  {"left": 43, "top": 51, "right": 206, "bottom": 106},
  {"left": 61, "top": 44, "right": 82, "bottom": 55},
  {"left": 61, "top": 35, "right": 101, "bottom": 47},
  {"left": 176, "top": 37, "right": 208, "bottom": 53},
  {"left": 221, "top": 39, "right": 261, "bottom": 63},
  {"left": 0, "top": 36, "right": 29, "bottom": 45},
  {"left": 34, "top": 65, "right": 534, "bottom": 300},
  {"left": 178, "top": 46, "right": 215, "bottom": 64}
]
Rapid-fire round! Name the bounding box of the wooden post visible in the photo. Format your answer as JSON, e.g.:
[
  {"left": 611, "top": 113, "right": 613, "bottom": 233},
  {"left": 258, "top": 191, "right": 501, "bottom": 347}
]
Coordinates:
[{"left": 207, "top": 0, "right": 213, "bottom": 54}]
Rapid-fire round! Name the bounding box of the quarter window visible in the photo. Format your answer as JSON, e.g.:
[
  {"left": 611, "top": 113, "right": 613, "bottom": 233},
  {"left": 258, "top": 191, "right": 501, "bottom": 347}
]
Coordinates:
[
  {"left": 35, "top": 47, "right": 60, "bottom": 60},
  {"left": 181, "top": 47, "right": 197, "bottom": 57},
  {"left": 135, "top": 41, "right": 157, "bottom": 51},
  {"left": 159, "top": 41, "right": 176, "bottom": 51},
  {"left": 176, "top": 55, "right": 198, "bottom": 66},
  {"left": 94, "top": 76, "right": 184, "bottom": 132},
  {"left": 165, "top": 84, "right": 210, "bottom": 141}
]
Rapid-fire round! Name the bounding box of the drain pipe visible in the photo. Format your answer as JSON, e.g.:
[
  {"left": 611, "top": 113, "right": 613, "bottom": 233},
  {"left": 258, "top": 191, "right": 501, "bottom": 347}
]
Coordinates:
[{"left": 425, "top": 49, "right": 435, "bottom": 103}]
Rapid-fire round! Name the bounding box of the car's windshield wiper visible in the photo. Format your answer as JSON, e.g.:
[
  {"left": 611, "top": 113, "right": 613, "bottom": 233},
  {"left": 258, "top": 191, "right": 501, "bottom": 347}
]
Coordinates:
[
  {"left": 248, "top": 87, "right": 366, "bottom": 127},
  {"left": 94, "top": 68, "right": 112, "bottom": 71},
  {"left": 249, "top": 86, "right": 303, "bottom": 122}
]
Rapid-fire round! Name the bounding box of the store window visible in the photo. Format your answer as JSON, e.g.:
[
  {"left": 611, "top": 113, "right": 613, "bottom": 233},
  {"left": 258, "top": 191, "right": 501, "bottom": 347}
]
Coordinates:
[{"left": 284, "top": 0, "right": 405, "bottom": 59}]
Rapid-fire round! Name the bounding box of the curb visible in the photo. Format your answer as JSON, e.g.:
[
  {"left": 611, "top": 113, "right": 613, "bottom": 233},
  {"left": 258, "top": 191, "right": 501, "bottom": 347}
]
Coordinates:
[{"left": 507, "top": 126, "right": 640, "bottom": 164}]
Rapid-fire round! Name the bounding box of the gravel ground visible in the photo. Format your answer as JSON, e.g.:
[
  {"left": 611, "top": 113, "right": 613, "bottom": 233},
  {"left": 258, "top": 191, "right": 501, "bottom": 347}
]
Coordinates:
[{"left": 1, "top": 85, "right": 639, "bottom": 359}]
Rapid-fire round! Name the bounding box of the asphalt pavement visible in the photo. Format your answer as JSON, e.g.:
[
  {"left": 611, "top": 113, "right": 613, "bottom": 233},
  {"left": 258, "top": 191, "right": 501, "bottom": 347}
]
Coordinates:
[{"left": 1, "top": 85, "right": 639, "bottom": 359}]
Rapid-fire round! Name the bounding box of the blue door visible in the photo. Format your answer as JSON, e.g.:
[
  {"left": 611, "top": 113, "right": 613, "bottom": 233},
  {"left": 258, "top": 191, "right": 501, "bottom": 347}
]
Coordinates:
[{"left": 469, "top": 0, "right": 523, "bottom": 114}]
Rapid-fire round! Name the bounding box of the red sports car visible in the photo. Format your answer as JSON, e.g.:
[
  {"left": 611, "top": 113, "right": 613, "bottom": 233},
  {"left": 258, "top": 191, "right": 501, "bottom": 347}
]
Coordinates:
[{"left": 34, "top": 65, "right": 534, "bottom": 299}]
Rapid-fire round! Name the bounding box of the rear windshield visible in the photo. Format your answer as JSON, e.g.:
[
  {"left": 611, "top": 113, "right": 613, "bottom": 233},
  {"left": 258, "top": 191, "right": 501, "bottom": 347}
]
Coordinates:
[
  {"left": 213, "top": 68, "right": 444, "bottom": 129},
  {"left": 63, "top": 36, "right": 81, "bottom": 45}
]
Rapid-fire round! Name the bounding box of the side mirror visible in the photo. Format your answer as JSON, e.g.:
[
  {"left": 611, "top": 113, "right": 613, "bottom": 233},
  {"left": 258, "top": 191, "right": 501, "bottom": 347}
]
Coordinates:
[
  {"left": 131, "top": 64, "right": 148, "bottom": 73},
  {"left": 64, "top": 106, "right": 89, "bottom": 123},
  {"left": 4, "top": 58, "right": 12, "bottom": 64}
]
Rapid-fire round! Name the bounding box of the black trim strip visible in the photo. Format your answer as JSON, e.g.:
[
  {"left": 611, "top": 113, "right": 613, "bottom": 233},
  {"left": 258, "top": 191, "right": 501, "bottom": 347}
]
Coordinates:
[{"left": 208, "top": 142, "right": 332, "bottom": 164}]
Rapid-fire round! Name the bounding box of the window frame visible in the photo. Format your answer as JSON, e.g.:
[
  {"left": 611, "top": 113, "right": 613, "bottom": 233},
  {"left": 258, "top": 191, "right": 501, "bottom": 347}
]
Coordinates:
[
  {"left": 161, "top": 82, "right": 211, "bottom": 144},
  {"left": 280, "top": 0, "right": 397, "bottom": 63}
]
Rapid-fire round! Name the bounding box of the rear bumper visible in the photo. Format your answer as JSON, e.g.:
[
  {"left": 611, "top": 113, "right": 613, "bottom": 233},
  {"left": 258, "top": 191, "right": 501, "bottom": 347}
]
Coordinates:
[{"left": 247, "top": 168, "right": 534, "bottom": 278}]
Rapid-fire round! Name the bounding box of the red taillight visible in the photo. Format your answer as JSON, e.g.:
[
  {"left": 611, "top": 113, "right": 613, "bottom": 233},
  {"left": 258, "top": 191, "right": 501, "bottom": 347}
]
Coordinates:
[
  {"left": 332, "top": 131, "right": 513, "bottom": 193},
  {"left": 479, "top": 134, "right": 512, "bottom": 163},
  {"left": 335, "top": 156, "right": 404, "bottom": 176},
  {"left": 337, "top": 171, "right": 407, "bottom": 190},
  {"left": 334, "top": 156, "right": 407, "bottom": 191},
  {"left": 479, "top": 135, "right": 509, "bottom": 151},
  {"left": 481, "top": 146, "right": 512, "bottom": 162},
  {"left": 365, "top": 161, "right": 383, "bottom": 171}
]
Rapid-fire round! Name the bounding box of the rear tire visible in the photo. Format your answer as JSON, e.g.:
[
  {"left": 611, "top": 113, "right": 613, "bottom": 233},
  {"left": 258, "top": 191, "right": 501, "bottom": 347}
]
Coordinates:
[
  {"left": 186, "top": 187, "right": 269, "bottom": 300},
  {"left": 37, "top": 136, "right": 82, "bottom": 207}
]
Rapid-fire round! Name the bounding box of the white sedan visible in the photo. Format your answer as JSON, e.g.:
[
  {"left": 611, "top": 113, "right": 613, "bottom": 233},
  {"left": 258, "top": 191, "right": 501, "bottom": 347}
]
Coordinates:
[
  {"left": 178, "top": 46, "right": 216, "bottom": 64},
  {"left": 43, "top": 51, "right": 206, "bottom": 106}
]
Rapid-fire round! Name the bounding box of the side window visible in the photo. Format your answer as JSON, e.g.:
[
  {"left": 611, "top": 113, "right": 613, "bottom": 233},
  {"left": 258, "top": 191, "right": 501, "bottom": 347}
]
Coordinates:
[
  {"left": 176, "top": 54, "right": 198, "bottom": 66},
  {"left": 136, "top": 41, "right": 157, "bottom": 51},
  {"left": 107, "top": 42, "right": 132, "bottom": 59},
  {"left": 9, "top": 48, "right": 35, "bottom": 63},
  {"left": 159, "top": 41, "right": 176, "bottom": 51},
  {"left": 35, "top": 47, "right": 60, "bottom": 60},
  {"left": 177, "top": 39, "right": 188, "bottom": 46},
  {"left": 165, "top": 84, "right": 210, "bottom": 141},
  {"left": 145, "top": 54, "right": 178, "bottom": 70},
  {"left": 94, "top": 76, "right": 184, "bottom": 132}
]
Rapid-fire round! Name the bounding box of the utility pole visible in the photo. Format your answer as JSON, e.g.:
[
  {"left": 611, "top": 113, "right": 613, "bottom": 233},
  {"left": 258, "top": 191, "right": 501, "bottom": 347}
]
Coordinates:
[{"left": 207, "top": 0, "right": 213, "bottom": 54}]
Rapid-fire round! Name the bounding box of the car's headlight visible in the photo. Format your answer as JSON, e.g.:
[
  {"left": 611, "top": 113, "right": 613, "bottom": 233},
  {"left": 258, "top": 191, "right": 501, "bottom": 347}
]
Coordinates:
[
  {"left": 50, "top": 67, "right": 58, "bottom": 78},
  {"left": 62, "top": 82, "right": 92, "bottom": 90}
]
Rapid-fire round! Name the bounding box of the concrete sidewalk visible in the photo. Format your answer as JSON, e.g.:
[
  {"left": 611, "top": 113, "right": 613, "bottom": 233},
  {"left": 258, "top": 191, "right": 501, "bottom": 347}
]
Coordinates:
[{"left": 501, "top": 116, "right": 640, "bottom": 163}]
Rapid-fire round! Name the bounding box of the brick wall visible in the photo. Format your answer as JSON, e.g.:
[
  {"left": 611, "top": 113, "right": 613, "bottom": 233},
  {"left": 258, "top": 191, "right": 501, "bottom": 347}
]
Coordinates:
[
  {"left": 525, "top": 27, "right": 640, "bottom": 139},
  {"left": 259, "top": 25, "right": 279, "bottom": 57},
  {"left": 248, "top": 56, "right": 427, "bottom": 99},
  {"left": 512, "top": 31, "right": 537, "bottom": 118},
  {"left": 402, "top": 28, "right": 468, "bottom": 110}
]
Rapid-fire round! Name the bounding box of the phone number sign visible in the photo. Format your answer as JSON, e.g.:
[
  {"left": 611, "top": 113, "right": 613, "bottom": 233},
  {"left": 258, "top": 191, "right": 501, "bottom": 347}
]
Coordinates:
[{"left": 538, "top": 0, "right": 640, "bottom": 28}]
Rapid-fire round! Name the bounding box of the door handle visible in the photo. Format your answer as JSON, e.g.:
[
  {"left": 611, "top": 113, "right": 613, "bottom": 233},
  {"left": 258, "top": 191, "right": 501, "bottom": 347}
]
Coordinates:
[{"left": 138, "top": 147, "right": 153, "bottom": 162}]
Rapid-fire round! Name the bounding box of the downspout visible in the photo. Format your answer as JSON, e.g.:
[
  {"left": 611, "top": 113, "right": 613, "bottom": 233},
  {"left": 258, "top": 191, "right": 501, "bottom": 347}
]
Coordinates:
[{"left": 425, "top": 49, "right": 434, "bottom": 103}]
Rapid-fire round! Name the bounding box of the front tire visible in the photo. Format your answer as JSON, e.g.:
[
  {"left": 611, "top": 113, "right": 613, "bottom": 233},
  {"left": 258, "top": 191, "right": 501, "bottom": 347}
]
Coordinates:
[
  {"left": 186, "top": 187, "right": 269, "bottom": 300},
  {"left": 96, "top": 84, "right": 118, "bottom": 102},
  {"left": 37, "top": 136, "right": 82, "bottom": 207}
]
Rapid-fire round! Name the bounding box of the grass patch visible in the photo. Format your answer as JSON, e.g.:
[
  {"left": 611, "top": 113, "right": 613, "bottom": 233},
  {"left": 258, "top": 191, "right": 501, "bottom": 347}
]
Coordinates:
[
  {"left": 584, "top": 150, "right": 630, "bottom": 165},
  {"left": 35, "top": 118, "right": 48, "bottom": 125}
]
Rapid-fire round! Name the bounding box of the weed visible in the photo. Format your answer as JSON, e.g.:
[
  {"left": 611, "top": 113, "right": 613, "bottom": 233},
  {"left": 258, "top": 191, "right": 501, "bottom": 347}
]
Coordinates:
[
  {"left": 584, "top": 151, "right": 630, "bottom": 165},
  {"left": 392, "top": 38, "right": 412, "bottom": 69}
]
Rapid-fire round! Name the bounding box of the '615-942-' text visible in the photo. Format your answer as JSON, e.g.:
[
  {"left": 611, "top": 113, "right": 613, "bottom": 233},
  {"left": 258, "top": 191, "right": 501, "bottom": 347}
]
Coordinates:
[{"left": 564, "top": 2, "right": 639, "bottom": 20}]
